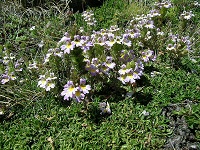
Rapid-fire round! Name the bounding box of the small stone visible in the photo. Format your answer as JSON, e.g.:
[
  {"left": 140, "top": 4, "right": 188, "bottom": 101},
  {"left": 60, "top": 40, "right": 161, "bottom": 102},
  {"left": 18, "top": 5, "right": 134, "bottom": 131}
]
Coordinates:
[{"left": 125, "top": 92, "right": 134, "bottom": 98}]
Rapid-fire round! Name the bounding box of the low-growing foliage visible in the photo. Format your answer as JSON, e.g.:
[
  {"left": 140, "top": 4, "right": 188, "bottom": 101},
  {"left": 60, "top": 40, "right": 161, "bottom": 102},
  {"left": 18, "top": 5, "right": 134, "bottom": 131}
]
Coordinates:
[{"left": 0, "top": 0, "right": 200, "bottom": 149}]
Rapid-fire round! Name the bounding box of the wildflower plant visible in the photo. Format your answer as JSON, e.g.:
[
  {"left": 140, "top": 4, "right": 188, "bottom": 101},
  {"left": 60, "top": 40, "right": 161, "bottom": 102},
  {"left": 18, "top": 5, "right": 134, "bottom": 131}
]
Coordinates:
[
  {"left": 179, "top": 10, "right": 195, "bottom": 29},
  {"left": 36, "top": 6, "right": 162, "bottom": 108},
  {"left": 0, "top": 48, "right": 22, "bottom": 84},
  {"left": 165, "top": 33, "right": 192, "bottom": 65},
  {"left": 1, "top": 1, "right": 182, "bottom": 106},
  {"left": 0, "top": 0, "right": 197, "bottom": 114},
  {"left": 61, "top": 79, "right": 91, "bottom": 102},
  {"left": 37, "top": 73, "right": 57, "bottom": 91},
  {"left": 82, "top": 10, "right": 97, "bottom": 26},
  {"left": 180, "top": 11, "right": 195, "bottom": 20}
]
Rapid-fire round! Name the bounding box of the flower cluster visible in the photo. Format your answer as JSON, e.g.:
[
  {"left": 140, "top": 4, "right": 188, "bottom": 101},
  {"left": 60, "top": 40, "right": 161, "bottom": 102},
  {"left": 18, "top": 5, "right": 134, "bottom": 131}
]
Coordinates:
[
  {"left": 141, "top": 50, "right": 156, "bottom": 62},
  {"left": 48, "top": 6, "right": 162, "bottom": 100},
  {"left": 38, "top": 73, "right": 57, "bottom": 91},
  {"left": 44, "top": 48, "right": 63, "bottom": 64},
  {"left": 58, "top": 33, "right": 93, "bottom": 53},
  {"left": 82, "top": 10, "right": 97, "bottom": 26},
  {"left": 154, "top": 1, "right": 172, "bottom": 9},
  {"left": 193, "top": 1, "right": 200, "bottom": 7},
  {"left": 1, "top": 71, "right": 17, "bottom": 84},
  {"left": 180, "top": 11, "right": 195, "bottom": 20},
  {"left": 91, "top": 28, "right": 121, "bottom": 49},
  {"left": 0, "top": 49, "right": 23, "bottom": 84},
  {"left": 99, "top": 102, "right": 111, "bottom": 115},
  {"left": 127, "top": 8, "right": 166, "bottom": 43},
  {"left": 117, "top": 48, "right": 156, "bottom": 85},
  {"left": 85, "top": 56, "right": 116, "bottom": 76},
  {"left": 85, "top": 58, "right": 100, "bottom": 76},
  {"left": 100, "top": 56, "right": 116, "bottom": 75},
  {"left": 118, "top": 60, "right": 144, "bottom": 84},
  {"left": 166, "top": 33, "right": 192, "bottom": 56},
  {"left": 27, "top": 61, "right": 39, "bottom": 70},
  {"left": 118, "top": 50, "right": 145, "bottom": 84},
  {"left": 14, "top": 58, "right": 24, "bottom": 72},
  {"left": 32, "top": 0, "right": 193, "bottom": 105},
  {"left": 61, "top": 79, "right": 91, "bottom": 102},
  {"left": 59, "top": 34, "right": 76, "bottom": 54},
  {"left": 129, "top": 15, "right": 156, "bottom": 30}
]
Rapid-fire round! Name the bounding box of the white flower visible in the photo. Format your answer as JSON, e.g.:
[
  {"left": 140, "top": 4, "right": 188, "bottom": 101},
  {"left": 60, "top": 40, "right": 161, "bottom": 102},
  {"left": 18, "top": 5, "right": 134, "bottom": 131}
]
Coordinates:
[
  {"left": 30, "top": 26, "right": 35, "bottom": 31},
  {"left": 193, "top": 1, "right": 200, "bottom": 6},
  {"left": 38, "top": 74, "right": 57, "bottom": 91},
  {"left": 166, "top": 44, "right": 176, "bottom": 51},
  {"left": 38, "top": 75, "right": 47, "bottom": 88},
  {"left": 45, "top": 81, "right": 56, "bottom": 91},
  {"left": 0, "top": 109, "right": 4, "bottom": 115},
  {"left": 79, "top": 27, "right": 84, "bottom": 33},
  {"left": 38, "top": 40, "right": 44, "bottom": 48},
  {"left": 180, "top": 11, "right": 195, "bottom": 20},
  {"left": 1, "top": 78, "right": 10, "bottom": 84},
  {"left": 28, "top": 61, "right": 38, "bottom": 69}
]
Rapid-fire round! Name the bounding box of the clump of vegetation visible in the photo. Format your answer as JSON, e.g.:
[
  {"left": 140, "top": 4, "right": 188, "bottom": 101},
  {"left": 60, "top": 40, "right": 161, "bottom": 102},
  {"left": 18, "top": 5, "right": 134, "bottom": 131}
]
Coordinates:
[{"left": 0, "top": 0, "right": 200, "bottom": 149}]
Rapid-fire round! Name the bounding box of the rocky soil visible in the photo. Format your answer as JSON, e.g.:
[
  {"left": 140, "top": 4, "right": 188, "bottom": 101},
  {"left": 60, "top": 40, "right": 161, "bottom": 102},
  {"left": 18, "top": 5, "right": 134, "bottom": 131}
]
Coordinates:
[{"left": 162, "top": 100, "right": 199, "bottom": 150}]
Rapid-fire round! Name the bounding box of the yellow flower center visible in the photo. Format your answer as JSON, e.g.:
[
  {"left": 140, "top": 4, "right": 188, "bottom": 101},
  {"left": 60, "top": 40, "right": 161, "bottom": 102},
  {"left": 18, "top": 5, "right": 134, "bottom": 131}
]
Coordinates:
[
  {"left": 75, "top": 91, "right": 81, "bottom": 97},
  {"left": 66, "top": 44, "right": 72, "bottom": 49},
  {"left": 69, "top": 86, "right": 75, "bottom": 92}
]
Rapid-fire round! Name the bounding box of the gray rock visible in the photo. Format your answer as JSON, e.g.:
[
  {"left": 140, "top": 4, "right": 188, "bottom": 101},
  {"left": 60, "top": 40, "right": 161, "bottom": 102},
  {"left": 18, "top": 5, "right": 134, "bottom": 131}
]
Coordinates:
[{"left": 162, "top": 100, "right": 200, "bottom": 150}]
